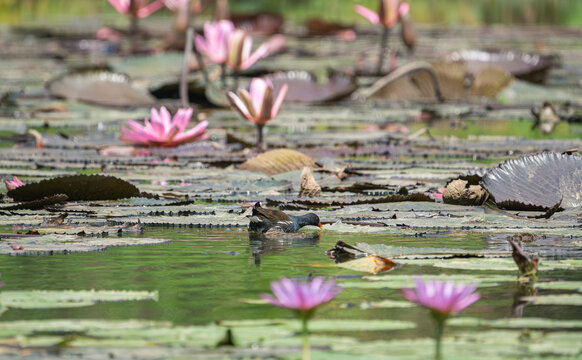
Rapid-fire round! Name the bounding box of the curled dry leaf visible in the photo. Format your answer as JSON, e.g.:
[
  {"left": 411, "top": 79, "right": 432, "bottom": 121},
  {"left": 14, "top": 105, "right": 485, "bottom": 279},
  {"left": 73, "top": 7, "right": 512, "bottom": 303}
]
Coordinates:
[
  {"left": 443, "top": 179, "right": 489, "bottom": 206},
  {"left": 299, "top": 166, "right": 321, "bottom": 197},
  {"left": 6, "top": 175, "right": 141, "bottom": 202},
  {"left": 337, "top": 255, "right": 399, "bottom": 274},
  {"left": 481, "top": 152, "right": 582, "bottom": 210},
  {"left": 358, "top": 61, "right": 512, "bottom": 102},
  {"left": 240, "top": 149, "right": 316, "bottom": 175}
]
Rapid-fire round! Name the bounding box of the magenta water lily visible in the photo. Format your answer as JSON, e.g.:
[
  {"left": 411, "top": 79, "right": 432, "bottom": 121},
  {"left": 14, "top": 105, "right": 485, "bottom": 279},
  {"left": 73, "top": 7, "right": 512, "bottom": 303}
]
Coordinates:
[
  {"left": 355, "top": 0, "right": 410, "bottom": 74},
  {"left": 107, "top": 0, "right": 165, "bottom": 18},
  {"left": 262, "top": 277, "right": 342, "bottom": 360},
  {"left": 4, "top": 176, "right": 23, "bottom": 191},
  {"left": 120, "top": 106, "right": 209, "bottom": 147},
  {"left": 194, "top": 20, "right": 236, "bottom": 65},
  {"left": 402, "top": 278, "right": 480, "bottom": 360},
  {"left": 227, "top": 78, "right": 288, "bottom": 149}
]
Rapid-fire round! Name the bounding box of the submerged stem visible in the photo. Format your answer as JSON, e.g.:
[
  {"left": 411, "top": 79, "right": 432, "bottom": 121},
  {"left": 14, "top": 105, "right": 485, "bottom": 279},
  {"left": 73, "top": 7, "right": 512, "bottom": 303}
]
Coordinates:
[
  {"left": 377, "top": 26, "right": 390, "bottom": 75},
  {"left": 220, "top": 63, "right": 227, "bottom": 88},
  {"left": 433, "top": 315, "right": 446, "bottom": 360},
  {"left": 129, "top": 14, "right": 139, "bottom": 54}
]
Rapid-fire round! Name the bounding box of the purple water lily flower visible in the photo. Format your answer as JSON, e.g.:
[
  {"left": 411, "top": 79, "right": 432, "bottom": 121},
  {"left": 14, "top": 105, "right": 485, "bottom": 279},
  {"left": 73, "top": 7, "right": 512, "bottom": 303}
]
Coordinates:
[
  {"left": 402, "top": 278, "right": 480, "bottom": 317},
  {"left": 227, "top": 77, "right": 288, "bottom": 149},
  {"left": 194, "top": 20, "right": 236, "bottom": 65},
  {"left": 120, "top": 106, "right": 209, "bottom": 147},
  {"left": 261, "top": 277, "right": 342, "bottom": 314},
  {"left": 5, "top": 176, "right": 23, "bottom": 191},
  {"left": 402, "top": 278, "right": 480, "bottom": 360}
]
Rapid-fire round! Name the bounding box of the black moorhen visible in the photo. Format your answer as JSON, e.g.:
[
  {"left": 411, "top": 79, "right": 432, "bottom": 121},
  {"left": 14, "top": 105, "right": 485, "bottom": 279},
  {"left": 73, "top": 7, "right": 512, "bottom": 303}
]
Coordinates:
[{"left": 247, "top": 202, "right": 322, "bottom": 233}]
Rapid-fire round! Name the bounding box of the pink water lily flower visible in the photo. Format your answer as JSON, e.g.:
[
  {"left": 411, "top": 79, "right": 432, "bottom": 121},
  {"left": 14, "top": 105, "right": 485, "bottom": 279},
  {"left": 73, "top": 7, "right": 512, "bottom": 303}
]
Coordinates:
[
  {"left": 227, "top": 78, "right": 288, "bottom": 148},
  {"left": 5, "top": 176, "right": 23, "bottom": 191},
  {"left": 227, "top": 29, "right": 271, "bottom": 72},
  {"left": 355, "top": 0, "right": 403, "bottom": 28},
  {"left": 402, "top": 278, "right": 480, "bottom": 317},
  {"left": 107, "top": 0, "right": 165, "bottom": 18},
  {"left": 194, "top": 20, "right": 236, "bottom": 65},
  {"left": 120, "top": 106, "right": 209, "bottom": 147},
  {"left": 261, "top": 277, "right": 342, "bottom": 314}
]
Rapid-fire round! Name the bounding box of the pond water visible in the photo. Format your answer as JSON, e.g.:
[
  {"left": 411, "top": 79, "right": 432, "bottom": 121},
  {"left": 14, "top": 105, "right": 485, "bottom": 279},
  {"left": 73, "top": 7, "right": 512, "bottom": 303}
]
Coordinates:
[{"left": 1, "top": 228, "right": 579, "bottom": 339}]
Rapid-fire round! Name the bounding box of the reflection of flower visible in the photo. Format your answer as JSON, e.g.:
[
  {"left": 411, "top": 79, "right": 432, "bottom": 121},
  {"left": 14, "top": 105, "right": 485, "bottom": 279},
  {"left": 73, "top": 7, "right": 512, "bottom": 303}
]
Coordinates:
[
  {"left": 402, "top": 278, "right": 480, "bottom": 360},
  {"left": 120, "top": 106, "right": 209, "bottom": 147},
  {"left": 227, "top": 78, "right": 287, "bottom": 149},
  {"left": 227, "top": 30, "right": 271, "bottom": 72},
  {"left": 194, "top": 20, "right": 236, "bottom": 65},
  {"left": 0, "top": 273, "right": 4, "bottom": 289},
  {"left": 261, "top": 277, "right": 342, "bottom": 360},
  {"left": 5, "top": 176, "right": 23, "bottom": 191},
  {"left": 107, "top": 0, "right": 165, "bottom": 18}
]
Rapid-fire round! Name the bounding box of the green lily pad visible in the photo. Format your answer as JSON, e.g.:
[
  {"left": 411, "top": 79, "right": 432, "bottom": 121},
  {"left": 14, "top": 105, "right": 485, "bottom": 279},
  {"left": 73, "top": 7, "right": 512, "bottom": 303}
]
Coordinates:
[
  {"left": 521, "top": 294, "right": 582, "bottom": 306},
  {"left": 0, "top": 290, "right": 158, "bottom": 309},
  {"left": 340, "top": 274, "right": 515, "bottom": 289},
  {"left": 449, "top": 317, "right": 582, "bottom": 329}
]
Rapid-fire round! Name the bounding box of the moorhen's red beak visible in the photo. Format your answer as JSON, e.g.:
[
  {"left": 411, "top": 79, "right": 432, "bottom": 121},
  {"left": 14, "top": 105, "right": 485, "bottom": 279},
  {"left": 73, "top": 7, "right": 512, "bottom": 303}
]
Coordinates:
[{"left": 318, "top": 222, "right": 323, "bottom": 230}]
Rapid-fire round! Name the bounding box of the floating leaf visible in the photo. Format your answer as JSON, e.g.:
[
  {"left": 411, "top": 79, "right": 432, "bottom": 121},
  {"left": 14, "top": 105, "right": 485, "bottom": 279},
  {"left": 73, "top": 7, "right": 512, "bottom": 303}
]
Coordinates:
[
  {"left": 0, "top": 290, "right": 158, "bottom": 309},
  {"left": 240, "top": 149, "right": 316, "bottom": 175},
  {"left": 449, "top": 317, "right": 582, "bottom": 329},
  {"left": 7, "top": 175, "right": 141, "bottom": 202},
  {"left": 46, "top": 68, "right": 155, "bottom": 107},
  {"left": 481, "top": 152, "right": 582, "bottom": 210},
  {"left": 267, "top": 71, "right": 358, "bottom": 104},
  {"left": 521, "top": 294, "right": 582, "bottom": 306},
  {"left": 340, "top": 274, "right": 515, "bottom": 289}
]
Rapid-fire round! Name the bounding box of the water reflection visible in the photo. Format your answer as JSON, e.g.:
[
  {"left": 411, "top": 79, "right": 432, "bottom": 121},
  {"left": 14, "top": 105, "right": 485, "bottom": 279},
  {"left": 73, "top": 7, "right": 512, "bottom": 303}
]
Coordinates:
[
  {"left": 248, "top": 231, "right": 321, "bottom": 266},
  {"left": 511, "top": 282, "right": 537, "bottom": 317}
]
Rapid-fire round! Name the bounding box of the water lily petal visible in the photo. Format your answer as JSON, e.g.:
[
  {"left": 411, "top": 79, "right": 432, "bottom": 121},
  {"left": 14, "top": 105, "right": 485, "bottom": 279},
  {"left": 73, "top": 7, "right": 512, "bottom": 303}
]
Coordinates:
[
  {"left": 227, "top": 91, "right": 254, "bottom": 123},
  {"left": 271, "top": 83, "right": 288, "bottom": 118},
  {"left": 136, "top": 0, "right": 165, "bottom": 18},
  {"left": 354, "top": 5, "right": 380, "bottom": 25}
]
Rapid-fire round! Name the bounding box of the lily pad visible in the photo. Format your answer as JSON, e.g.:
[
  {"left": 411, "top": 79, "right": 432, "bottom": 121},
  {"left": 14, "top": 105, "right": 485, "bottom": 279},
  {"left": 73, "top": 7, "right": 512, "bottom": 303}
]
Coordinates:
[
  {"left": 449, "top": 317, "right": 582, "bottom": 329},
  {"left": 267, "top": 71, "right": 358, "bottom": 104},
  {"left": 521, "top": 294, "right": 582, "bottom": 306},
  {"left": 46, "top": 68, "right": 155, "bottom": 107},
  {"left": 0, "top": 290, "right": 158, "bottom": 309},
  {"left": 240, "top": 149, "right": 317, "bottom": 175},
  {"left": 7, "top": 174, "right": 141, "bottom": 202}
]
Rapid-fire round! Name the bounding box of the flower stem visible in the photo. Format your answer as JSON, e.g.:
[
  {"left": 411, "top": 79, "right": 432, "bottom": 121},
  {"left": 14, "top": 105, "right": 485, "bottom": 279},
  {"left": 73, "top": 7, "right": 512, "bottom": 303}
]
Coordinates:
[
  {"left": 129, "top": 14, "right": 139, "bottom": 54},
  {"left": 220, "top": 63, "right": 227, "bottom": 88},
  {"left": 434, "top": 318, "right": 445, "bottom": 360},
  {"left": 377, "top": 27, "right": 390, "bottom": 75},
  {"left": 301, "top": 317, "right": 310, "bottom": 360},
  {"left": 180, "top": 24, "right": 193, "bottom": 108},
  {"left": 256, "top": 124, "right": 264, "bottom": 151}
]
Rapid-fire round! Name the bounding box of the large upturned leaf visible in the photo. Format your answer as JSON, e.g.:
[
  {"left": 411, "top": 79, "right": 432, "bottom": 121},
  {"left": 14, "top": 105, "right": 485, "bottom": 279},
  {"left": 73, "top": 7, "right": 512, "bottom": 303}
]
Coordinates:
[
  {"left": 240, "top": 149, "right": 317, "bottom": 175},
  {"left": 481, "top": 152, "right": 582, "bottom": 210},
  {"left": 46, "top": 68, "right": 155, "bottom": 107},
  {"left": 7, "top": 174, "right": 141, "bottom": 202}
]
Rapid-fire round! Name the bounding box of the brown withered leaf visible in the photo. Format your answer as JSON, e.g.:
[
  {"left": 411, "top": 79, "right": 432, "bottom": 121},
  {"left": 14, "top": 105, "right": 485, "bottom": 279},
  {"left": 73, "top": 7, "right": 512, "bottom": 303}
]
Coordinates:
[
  {"left": 7, "top": 175, "right": 141, "bottom": 202},
  {"left": 443, "top": 179, "right": 489, "bottom": 206},
  {"left": 337, "top": 255, "right": 399, "bottom": 274},
  {"left": 240, "top": 149, "right": 317, "bottom": 175},
  {"left": 299, "top": 167, "right": 321, "bottom": 197}
]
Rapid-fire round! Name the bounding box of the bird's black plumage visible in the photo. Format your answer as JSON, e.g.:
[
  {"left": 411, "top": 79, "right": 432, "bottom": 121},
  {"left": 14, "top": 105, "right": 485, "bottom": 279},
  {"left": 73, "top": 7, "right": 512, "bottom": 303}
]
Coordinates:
[{"left": 247, "top": 202, "right": 322, "bottom": 233}]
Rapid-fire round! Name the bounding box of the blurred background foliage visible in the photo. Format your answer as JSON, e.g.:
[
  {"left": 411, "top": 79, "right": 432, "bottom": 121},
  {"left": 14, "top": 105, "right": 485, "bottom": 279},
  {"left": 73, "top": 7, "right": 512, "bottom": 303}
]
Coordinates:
[{"left": 0, "top": 0, "right": 581, "bottom": 26}]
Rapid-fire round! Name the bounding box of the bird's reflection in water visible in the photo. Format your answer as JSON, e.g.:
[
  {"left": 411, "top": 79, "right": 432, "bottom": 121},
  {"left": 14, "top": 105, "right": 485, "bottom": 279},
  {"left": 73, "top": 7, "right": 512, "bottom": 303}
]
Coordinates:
[{"left": 248, "top": 231, "right": 322, "bottom": 266}]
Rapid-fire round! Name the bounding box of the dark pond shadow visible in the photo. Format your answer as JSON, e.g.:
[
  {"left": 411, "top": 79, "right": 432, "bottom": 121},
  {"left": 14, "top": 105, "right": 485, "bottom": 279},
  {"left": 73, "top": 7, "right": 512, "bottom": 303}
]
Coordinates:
[
  {"left": 511, "top": 281, "right": 537, "bottom": 318},
  {"left": 248, "top": 231, "right": 321, "bottom": 266}
]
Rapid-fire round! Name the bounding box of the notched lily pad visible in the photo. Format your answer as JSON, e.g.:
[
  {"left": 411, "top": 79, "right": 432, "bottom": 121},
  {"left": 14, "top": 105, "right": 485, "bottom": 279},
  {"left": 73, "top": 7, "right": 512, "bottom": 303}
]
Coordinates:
[
  {"left": 240, "top": 149, "right": 317, "bottom": 175},
  {"left": 267, "top": 71, "right": 358, "bottom": 104},
  {"left": 481, "top": 152, "right": 582, "bottom": 210},
  {"left": 7, "top": 174, "right": 141, "bottom": 202},
  {"left": 46, "top": 68, "right": 155, "bottom": 107}
]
